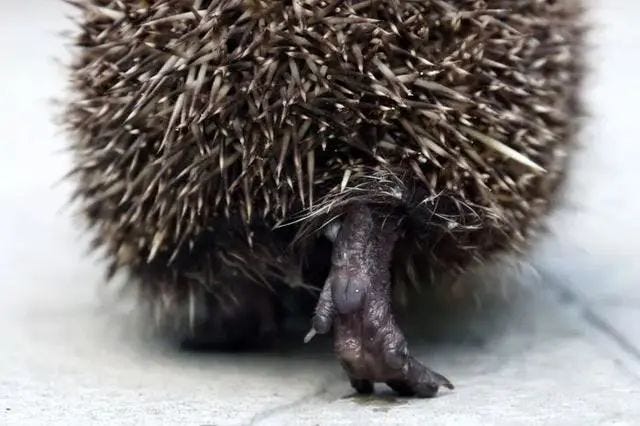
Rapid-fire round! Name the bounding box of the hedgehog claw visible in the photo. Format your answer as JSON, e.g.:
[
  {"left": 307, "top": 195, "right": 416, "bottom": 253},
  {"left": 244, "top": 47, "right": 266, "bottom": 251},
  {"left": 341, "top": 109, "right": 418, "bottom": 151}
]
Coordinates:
[{"left": 303, "top": 327, "right": 317, "bottom": 343}]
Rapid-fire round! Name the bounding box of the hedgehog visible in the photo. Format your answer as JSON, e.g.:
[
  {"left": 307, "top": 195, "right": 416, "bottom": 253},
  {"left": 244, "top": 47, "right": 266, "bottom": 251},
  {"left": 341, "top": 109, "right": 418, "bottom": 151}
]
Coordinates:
[{"left": 63, "top": 0, "right": 584, "bottom": 397}]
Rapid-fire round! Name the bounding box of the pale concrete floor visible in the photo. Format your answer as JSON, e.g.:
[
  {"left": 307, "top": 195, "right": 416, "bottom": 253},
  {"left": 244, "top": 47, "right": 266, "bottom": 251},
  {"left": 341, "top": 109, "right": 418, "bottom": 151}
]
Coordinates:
[{"left": 1, "top": 1, "right": 639, "bottom": 425}]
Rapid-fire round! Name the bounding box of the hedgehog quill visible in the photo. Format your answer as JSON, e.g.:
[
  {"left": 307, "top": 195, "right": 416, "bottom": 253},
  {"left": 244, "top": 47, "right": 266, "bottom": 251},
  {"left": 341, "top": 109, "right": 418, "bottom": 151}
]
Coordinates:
[{"left": 64, "top": 0, "right": 584, "bottom": 397}]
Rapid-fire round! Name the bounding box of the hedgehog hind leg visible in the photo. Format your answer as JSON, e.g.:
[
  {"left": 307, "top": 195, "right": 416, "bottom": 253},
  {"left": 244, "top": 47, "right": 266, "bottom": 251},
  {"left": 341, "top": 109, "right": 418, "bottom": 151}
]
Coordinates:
[
  {"left": 171, "top": 277, "right": 280, "bottom": 352},
  {"left": 154, "top": 276, "right": 281, "bottom": 351},
  {"left": 307, "top": 204, "right": 453, "bottom": 397}
]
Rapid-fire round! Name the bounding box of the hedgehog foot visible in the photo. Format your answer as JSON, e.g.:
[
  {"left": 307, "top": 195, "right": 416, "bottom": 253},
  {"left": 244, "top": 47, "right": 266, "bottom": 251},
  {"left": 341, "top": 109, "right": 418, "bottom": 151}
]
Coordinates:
[
  {"left": 180, "top": 279, "right": 279, "bottom": 351},
  {"left": 305, "top": 204, "right": 453, "bottom": 397}
]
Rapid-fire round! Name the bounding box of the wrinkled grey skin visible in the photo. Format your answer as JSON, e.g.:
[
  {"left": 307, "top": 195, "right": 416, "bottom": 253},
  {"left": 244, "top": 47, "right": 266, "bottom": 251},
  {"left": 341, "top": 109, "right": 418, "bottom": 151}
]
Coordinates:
[
  {"left": 307, "top": 204, "right": 453, "bottom": 397},
  {"left": 177, "top": 203, "right": 453, "bottom": 396}
]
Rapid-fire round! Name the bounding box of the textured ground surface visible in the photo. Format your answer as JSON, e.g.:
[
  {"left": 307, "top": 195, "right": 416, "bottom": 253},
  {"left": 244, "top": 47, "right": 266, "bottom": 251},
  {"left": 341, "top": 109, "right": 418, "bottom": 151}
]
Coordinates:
[{"left": 1, "top": 1, "right": 639, "bottom": 424}]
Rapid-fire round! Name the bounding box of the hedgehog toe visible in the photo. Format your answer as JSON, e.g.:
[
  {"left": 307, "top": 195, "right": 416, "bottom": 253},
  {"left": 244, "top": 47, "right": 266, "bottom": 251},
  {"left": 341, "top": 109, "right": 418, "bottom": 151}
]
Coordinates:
[{"left": 385, "top": 357, "right": 454, "bottom": 398}]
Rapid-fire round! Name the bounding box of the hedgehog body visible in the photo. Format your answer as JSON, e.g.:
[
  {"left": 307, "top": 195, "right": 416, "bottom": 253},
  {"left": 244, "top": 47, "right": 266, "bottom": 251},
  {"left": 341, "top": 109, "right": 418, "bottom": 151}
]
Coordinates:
[{"left": 65, "top": 0, "right": 584, "bottom": 350}]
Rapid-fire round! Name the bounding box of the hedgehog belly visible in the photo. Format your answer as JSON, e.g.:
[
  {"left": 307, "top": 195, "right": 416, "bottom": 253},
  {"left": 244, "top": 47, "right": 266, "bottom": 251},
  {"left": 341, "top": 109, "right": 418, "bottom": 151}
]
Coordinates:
[{"left": 65, "top": 0, "right": 584, "bottom": 395}]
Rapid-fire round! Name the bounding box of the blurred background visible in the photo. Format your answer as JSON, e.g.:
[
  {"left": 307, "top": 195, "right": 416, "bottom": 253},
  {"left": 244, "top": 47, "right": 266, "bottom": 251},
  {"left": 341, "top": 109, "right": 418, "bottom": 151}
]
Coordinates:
[{"left": 1, "top": 1, "right": 639, "bottom": 424}]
